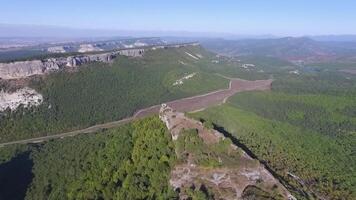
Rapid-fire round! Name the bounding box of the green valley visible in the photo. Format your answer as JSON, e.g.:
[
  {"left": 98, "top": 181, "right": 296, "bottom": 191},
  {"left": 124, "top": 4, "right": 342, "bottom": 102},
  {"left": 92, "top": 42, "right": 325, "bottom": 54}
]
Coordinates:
[
  {"left": 190, "top": 76, "right": 356, "bottom": 199},
  {"left": 0, "top": 45, "right": 229, "bottom": 143}
]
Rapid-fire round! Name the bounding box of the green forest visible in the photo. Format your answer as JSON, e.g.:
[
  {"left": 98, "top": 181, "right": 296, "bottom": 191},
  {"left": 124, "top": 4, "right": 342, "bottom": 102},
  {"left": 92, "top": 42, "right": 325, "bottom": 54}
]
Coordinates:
[
  {"left": 190, "top": 70, "right": 356, "bottom": 199},
  {"left": 0, "top": 46, "right": 229, "bottom": 143},
  {"left": 1, "top": 45, "right": 355, "bottom": 199},
  {"left": 0, "top": 117, "right": 178, "bottom": 200}
]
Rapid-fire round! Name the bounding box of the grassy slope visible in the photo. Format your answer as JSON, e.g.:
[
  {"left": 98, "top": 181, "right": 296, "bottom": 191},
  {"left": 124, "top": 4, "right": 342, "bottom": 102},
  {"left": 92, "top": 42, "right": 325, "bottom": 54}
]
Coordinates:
[{"left": 0, "top": 46, "right": 229, "bottom": 142}]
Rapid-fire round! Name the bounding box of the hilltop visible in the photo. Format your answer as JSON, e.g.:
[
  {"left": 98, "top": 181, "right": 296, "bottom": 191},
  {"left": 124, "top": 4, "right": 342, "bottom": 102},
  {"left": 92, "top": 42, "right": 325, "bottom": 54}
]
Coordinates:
[{"left": 160, "top": 104, "right": 295, "bottom": 199}]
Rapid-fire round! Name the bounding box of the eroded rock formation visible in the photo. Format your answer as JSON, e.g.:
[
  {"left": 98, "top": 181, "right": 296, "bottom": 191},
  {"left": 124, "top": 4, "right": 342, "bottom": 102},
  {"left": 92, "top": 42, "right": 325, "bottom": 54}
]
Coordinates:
[
  {"left": 0, "top": 49, "right": 145, "bottom": 79},
  {"left": 159, "top": 104, "right": 296, "bottom": 200},
  {"left": 0, "top": 87, "right": 43, "bottom": 111},
  {"left": 0, "top": 43, "right": 197, "bottom": 80},
  {"left": 78, "top": 44, "right": 103, "bottom": 53},
  {"left": 118, "top": 49, "right": 144, "bottom": 57}
]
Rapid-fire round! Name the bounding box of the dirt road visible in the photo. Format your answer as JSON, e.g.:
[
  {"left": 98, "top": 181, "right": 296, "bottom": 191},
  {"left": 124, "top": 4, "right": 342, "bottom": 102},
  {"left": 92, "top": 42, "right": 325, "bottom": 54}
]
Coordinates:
[
  {"left": 134, "top": 78, "right": 272, "bottom": 118},
  {"left": 0, "top": 77, "right": 272, "bottom": 147}
]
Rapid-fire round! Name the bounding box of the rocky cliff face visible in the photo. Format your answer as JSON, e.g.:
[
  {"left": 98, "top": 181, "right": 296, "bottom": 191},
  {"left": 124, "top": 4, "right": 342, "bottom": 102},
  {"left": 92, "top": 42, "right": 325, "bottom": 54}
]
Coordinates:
[
  {"left": 118, "top": 49, "right": 144, "bottom": 57},
  {"left": 0, "top": 60, "right": 46, "bottom": 79},
  {"left": 0, "top": 87, "right": 43, "bottom": 111},
  {"left": 0, "top": 49, "right": 145, "bottom": 79},
  {"left": 0, "top": 43, "right": 196, "bottom": 80}
]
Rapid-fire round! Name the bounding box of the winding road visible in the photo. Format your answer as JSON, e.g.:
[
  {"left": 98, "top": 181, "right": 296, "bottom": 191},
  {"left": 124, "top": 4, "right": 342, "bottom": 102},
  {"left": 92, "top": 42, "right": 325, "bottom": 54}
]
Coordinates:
[{"left": 0, "top": 76, "right": 272, "bottom": 147}]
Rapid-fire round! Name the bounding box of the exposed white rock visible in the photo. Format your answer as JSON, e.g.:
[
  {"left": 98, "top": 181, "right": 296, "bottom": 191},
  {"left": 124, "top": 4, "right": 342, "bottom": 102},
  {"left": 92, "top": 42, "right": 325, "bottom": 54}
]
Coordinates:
[
  {"left": 185, "top": 52, "right": 199, "bottom": 60},
  {"left": 0, "top": 43, "right": 198, "bottom": 80},
  {"left": 133, "top": 41, "right": 147, "bottom": 47},
  {"left": 151, "top": 46, "right": 165, "bottom": 50},
  {"left": 78, "top": 44, "right": 103, "bottom": 53},
  {"left": 0, "top": 52, "right": 117, "bottom": 79},
  {"left": 173, "top": 73, "right": 196, "bottom": 86},
  {"left": 118, "top": 49, "right": 144, "bottom": 57},
  {"left": 48, "top": 46, "right": 66, "bottom": 53},
  {"left": 0, "top": 87, "right": 43, "bottom": 111},
  {"left": 240, "top": 169, "right": 261, "bottom": 181},
  {"left": 159, "top": 104, "right": 185, "bottom": 140},
  {"left": 195, "top": 54, "right": 203, "bottom": 58},
  {"left": 242, "top": 64, "right": 255, "bottom": 69},
  {"left": 289, "top": 70, "right": 300, "bottom": 75},
  {"left": 178, "top": 60, "right": 187, "bottom": 65},
  {"left": 123, "top": 43, "right": 147, "bottom": 48},
  {"left": 0, "top": 60, "right": 44, "bottom": 79}
]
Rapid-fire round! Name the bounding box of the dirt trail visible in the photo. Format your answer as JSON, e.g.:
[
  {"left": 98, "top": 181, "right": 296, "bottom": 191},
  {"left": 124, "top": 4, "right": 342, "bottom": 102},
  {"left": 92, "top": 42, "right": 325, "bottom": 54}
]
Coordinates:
[
  {"left": 0, "top": 76, "right": 272, "bottom": 147},
  {"left": 134, "top": 78, "right": 272, "bottom": 118}
]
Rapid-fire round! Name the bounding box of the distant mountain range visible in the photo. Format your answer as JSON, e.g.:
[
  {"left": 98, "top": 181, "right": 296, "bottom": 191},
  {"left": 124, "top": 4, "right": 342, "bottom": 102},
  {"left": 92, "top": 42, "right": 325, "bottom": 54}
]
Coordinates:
[
  {"left": 0, "top": 24, "right": 276, "bottom": 39},
  {"left": 201, "top": 37, "right": 356, "bottom": 62},
  {"left": 2, "top": 23, "right": 356, "bottom": 41},
  {"left": 310, "top": 35, "right": 356, "bottom": 42},
  {"left": 2, "top": 24, "right": 356, "bottom": 63}
]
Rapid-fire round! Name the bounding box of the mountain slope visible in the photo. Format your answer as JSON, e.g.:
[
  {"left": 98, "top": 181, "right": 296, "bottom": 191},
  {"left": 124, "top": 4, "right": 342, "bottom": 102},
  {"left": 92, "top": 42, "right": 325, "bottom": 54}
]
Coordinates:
[{"left": 0, "top": 45, "right": 230, "bottom": 142}]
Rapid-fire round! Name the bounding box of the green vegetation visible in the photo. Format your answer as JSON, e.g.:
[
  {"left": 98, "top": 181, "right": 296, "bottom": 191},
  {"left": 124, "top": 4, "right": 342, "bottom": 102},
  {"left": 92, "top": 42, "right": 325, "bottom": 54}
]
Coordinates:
[
  {"left": 184, "top": 55, "right": 356, "bottom": 200},
  {"left": 190, "top": 89, "right": 356, "bottom": 199},
  {"left": 242, "top": 185, "right": 283, "bottom": 200},
  {"left": 272, "top": 72, "right": 356, "bottom": 96},
  {"left": 183, "top": 187, "right": 215, "bottom": 200},
  {"left": 191, "top": 55, "right": 285, "bottom": 80},
  {"left": 0, "top": 117, "right": 177, "bottom": 200},
  {"left": 0, "top": 46, "right": 229, "bottom": 143},
  {"left": 175, "top": 129, "right": 240, "bottom": 167},
  {"left": 0, "top": 144, "right": 29, "bottom": 165},
  {"left": 1, "top": 44, "right": 355, "bottom": 199},
  {"left": 0, "top": 144, "right": 33, "bottom": 200},
  {"left": 0, "top": 49, "right": 49, "bottom": 63},
  {"left": 228, "top": 92, "right": 356, "bottom": 137}
]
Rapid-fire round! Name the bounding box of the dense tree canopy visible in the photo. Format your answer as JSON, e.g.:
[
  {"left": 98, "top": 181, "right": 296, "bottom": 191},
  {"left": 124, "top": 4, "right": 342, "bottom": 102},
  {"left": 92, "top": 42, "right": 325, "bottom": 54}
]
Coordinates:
[{"left": 22, "top": 117, "right": 177, "bottom": 200}]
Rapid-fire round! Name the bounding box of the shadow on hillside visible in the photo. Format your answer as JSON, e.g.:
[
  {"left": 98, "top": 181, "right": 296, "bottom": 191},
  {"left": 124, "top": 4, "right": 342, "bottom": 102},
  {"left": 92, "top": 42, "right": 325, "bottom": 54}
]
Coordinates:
[
  {"left": 213, "top": 124, "right": 310, "bottom": 199},
  {"left": 0, "top": 152, "right": 33, "bottom": 200}
]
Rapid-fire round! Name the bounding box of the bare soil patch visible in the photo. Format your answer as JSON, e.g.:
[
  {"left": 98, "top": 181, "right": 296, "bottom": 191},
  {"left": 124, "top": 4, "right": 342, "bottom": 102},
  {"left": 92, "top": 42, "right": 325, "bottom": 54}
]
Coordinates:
[{"left": 134, "top": 78, "right": 272, "bottom": 118}]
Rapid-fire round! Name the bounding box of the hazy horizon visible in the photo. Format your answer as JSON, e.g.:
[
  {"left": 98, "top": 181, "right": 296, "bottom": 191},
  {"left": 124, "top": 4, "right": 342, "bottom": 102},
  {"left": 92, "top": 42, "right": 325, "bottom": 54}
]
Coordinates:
[
  {"left": 1, "top": 0, "right": 356, "bottom": 37},
  {"left": 2, "top": 23, "right": 356, "bottom": 41}
]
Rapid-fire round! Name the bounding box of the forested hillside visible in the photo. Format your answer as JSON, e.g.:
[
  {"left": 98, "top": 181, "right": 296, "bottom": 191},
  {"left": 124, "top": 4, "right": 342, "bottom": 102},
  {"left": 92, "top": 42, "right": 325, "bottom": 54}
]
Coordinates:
[
  {"left": 0, "top": 117, "right": 177, "bottom": 200},
  {"left": 190, "top": 70, "right": 356, "bottom": 199},
  {"left": 0, "top": 45, "right": 230, "bottom": 143},
  {"left": 1, "top": 43, "right": 355, "bottom": 199}
]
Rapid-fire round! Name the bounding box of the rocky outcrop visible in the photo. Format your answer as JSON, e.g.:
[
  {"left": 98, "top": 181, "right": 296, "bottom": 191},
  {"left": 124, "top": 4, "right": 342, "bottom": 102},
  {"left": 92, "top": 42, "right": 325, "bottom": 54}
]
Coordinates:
[
  {"left": 0, "top": 43, "right": 198, "bottom": 80},
  {"left": 0, "top": 52, "right": 118, "bottom": 79},
  {"left": 78, "top": 44, "right": 103, "bottom": 53},
  {"left": 47, "top": 46, "right": 66, "bottom": 53},
  {"left": 0, "top": 60, "right": 45, "bottom": 79},
  {"left": 0, "top": 87, "right": 43, "bottom": 111},
  {"left": 65, "top": 53, "right": 116, "bottom": 67},
  {"left": 159, "top": 104, "right": 296, "bottom": 200},
  {"left": 0, "top": 48, "right": 149, "bottom": 79},
  {"left": 118, "top": 49, "right": 144, "bottom": 57}
]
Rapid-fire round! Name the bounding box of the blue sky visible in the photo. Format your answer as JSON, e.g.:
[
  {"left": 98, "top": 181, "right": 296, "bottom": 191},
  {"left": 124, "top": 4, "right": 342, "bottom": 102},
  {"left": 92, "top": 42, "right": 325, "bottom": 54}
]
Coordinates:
[{"left": 1, "top": 0, "right": 355, "bottom": 36}]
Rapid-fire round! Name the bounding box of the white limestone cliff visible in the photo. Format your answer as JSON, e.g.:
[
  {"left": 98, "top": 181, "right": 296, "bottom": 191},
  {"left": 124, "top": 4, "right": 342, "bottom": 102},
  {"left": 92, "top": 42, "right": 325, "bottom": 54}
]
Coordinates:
[{"left": 0, "top": 87, "right": 43, "bottom": 111}]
